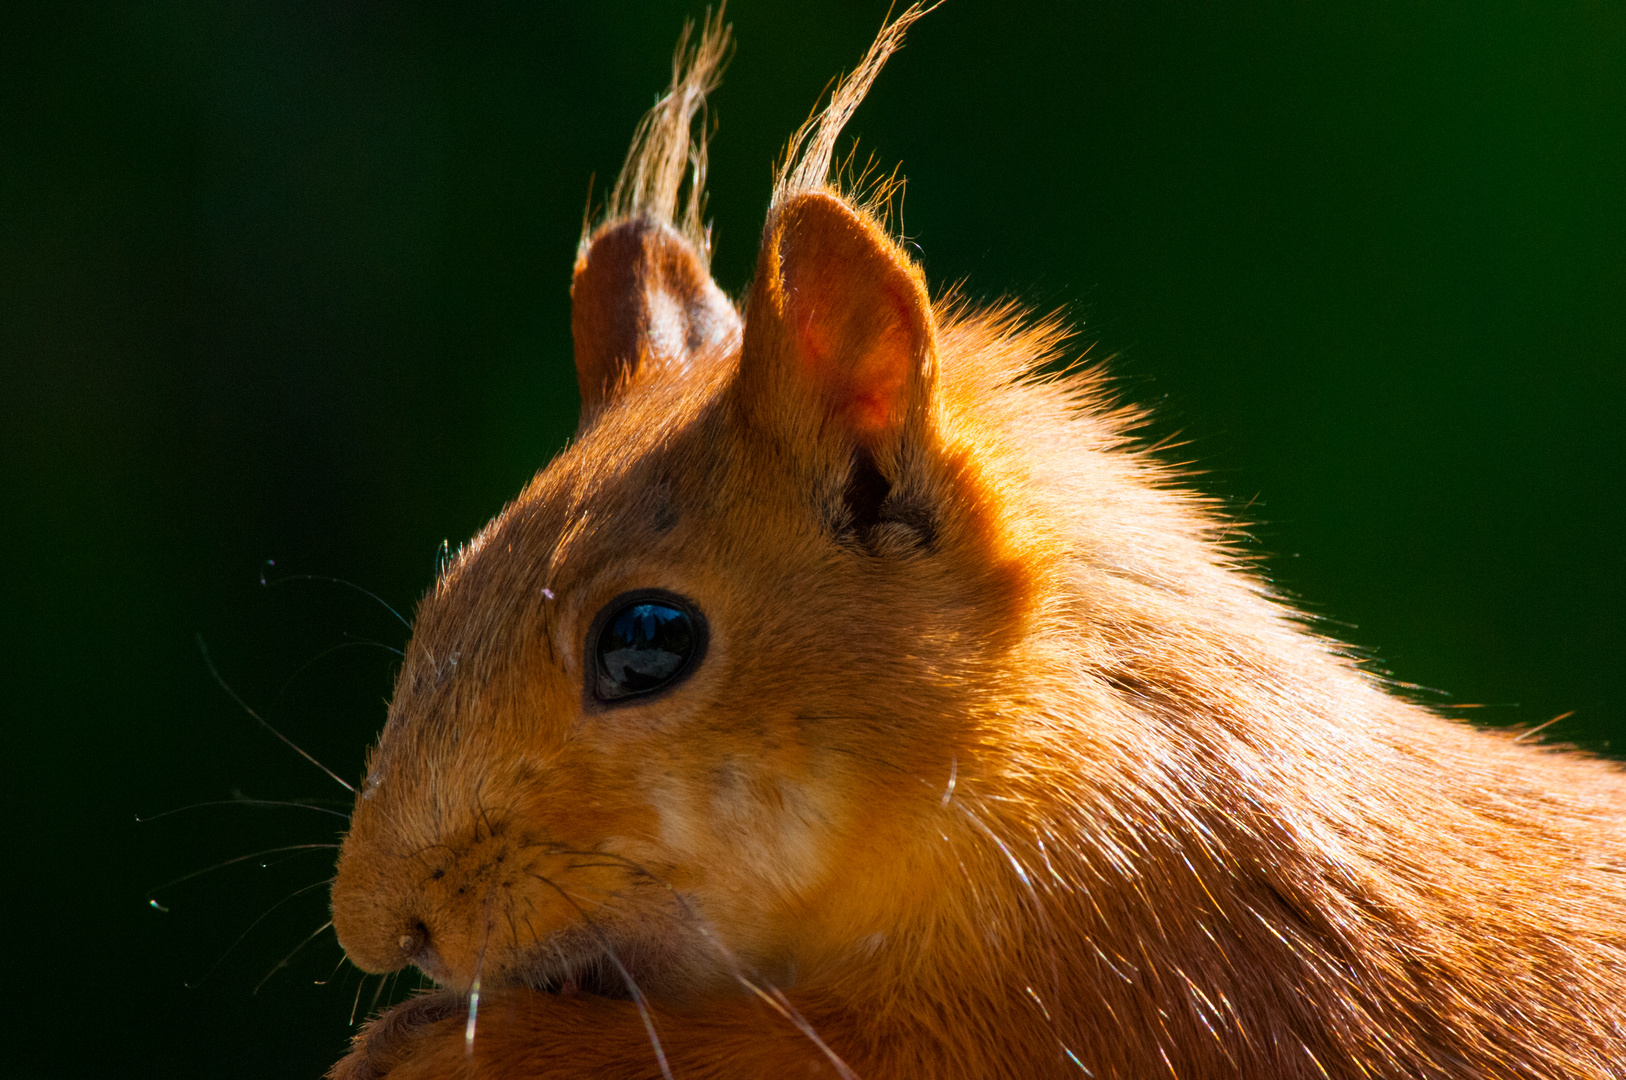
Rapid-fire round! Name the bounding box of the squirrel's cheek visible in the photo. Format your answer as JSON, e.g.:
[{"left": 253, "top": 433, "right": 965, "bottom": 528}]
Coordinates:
[{"left": 647, "top": 763, "right": 839, "bottom": 907}]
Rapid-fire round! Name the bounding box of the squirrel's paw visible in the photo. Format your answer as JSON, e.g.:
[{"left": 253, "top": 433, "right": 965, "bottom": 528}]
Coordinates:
[{"left": 327, "top": 990, "right": 467, "bottom": 1080}]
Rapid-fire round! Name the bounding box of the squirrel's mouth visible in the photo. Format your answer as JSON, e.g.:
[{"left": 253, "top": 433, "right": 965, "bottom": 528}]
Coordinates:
[
  {"left": 504, "top": 925, "right": 682, "bottom": 1002},
  {"left": 439, "top": 900, "right": 727, "bottom": 1002},
  {"left": 408, "top": 934, "right": 645, "bottom": 1001},
  {"left": 525, "top": 949, "right": 637, "bottom": 1000}
]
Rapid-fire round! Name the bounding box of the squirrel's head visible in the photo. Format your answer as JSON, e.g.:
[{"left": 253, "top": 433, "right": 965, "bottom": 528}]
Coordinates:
[{"left": 330, "top": 12, "right": 1050, "bottom": 1000}]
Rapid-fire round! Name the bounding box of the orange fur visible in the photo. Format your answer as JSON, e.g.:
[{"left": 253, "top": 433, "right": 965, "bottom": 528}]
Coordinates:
[{"left": 328, "top": 9, "right": 1626, "bottom": 1078}]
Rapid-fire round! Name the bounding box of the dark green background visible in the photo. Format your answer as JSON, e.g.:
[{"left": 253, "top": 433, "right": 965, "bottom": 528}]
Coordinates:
[{"left": 4, "top": 2, "right": 1622, "bottom": 1077}]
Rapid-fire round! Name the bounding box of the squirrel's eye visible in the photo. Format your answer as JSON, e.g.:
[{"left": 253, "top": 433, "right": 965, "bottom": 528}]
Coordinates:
[{"left": 590, "top": 591, "right": 706, "bottom": 702}]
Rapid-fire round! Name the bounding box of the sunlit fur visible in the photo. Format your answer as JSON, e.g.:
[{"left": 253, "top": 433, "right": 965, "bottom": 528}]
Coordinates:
[{"left": 328, "top": 8, "right": 1626, "bottom": 1079}]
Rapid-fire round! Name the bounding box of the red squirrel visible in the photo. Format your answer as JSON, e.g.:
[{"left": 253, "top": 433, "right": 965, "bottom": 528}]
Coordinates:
[{"left": 328, "top": 9, "right": 1626, "bottom": 1078}]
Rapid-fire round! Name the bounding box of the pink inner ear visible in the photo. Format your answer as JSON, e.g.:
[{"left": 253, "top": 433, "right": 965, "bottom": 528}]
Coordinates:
[
  {"left": 787, "top": 268, "right": 919, "bottom": 440},
  {"left": 795, "top": 300, "right": 831, "bottom": 368},
  {"left": 860, "top": 284, "right": 919, "bottom": 432}
]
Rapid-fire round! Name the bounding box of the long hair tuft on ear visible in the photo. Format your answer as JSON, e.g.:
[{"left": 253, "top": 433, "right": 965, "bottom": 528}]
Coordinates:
[
  {"left": 774, "top": 3, "right": 935, "bottom": 208},
  {"left": 594, "top": 8, "right": 732, "bottom": 267}
]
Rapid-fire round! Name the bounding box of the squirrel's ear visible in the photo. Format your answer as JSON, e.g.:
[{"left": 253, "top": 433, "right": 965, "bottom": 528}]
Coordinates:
[
  {"left": 738, "top": 191, "right": 935, "bottom": 457},
  {"left": 571, "top": 218, "right": 741, "bottom": 423}
]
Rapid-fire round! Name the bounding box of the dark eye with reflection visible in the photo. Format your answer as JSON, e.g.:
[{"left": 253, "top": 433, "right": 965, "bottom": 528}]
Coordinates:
[{"left": 590, "top": 591, "right": 707, "bottom": 702}]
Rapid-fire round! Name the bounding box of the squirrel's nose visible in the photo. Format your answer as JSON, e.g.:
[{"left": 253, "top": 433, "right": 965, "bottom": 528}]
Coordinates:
[
  {"left": 395, "top": 921, "right": 450, "bottom": 983},
  {"left": 331, "top": 841, "right": 435, "bottom": 976}
]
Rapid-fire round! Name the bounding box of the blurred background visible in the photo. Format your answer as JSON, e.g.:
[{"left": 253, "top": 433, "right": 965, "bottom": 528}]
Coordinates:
[{"left": 4, "top": 2, "right": 1622, "bottom": 1076}]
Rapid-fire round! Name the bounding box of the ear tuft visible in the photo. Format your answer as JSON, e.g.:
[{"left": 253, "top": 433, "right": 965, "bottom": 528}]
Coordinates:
[
  {"left": 570, "top": 12, "right": 737, "bottom": 424},
  {"left": 571, "top": 218, "right": 740, "bottom": 421},
  {"left": 740, "top": 191, "right": 934, "bottom": 450}
]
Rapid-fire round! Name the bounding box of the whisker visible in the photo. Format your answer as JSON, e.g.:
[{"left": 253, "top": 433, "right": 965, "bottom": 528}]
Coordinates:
[
  {"left": 196, "top": 636, "right": 356, "bottom": 794},
  {"left": 259, "top": 559, "right": 412, "bottom": 632},
  {"left": 1515, "top": 709, "right": 1576, "bottom": 744},
  {"left": 729, "top": 970, "right": 858, "bottom": 1080},
  {"left": 466, "top": 913, "right": 492, "bottom": 1057},
  {"left": 343, "top": 631, "right": 406, "bottom": 657},
  {"left": 260, "top": 848, "right": 335, "bottom": 871},
  {"left": 184, "top": 877, "right": 334, "bottom": 989},
  {"left": 530, "top": 856, "right": 856, "bottom": 1080},
  {"left": 501, "top": 901, "right": 524, "bottom": 965},
  {"left": 668, "top": 902, "right": 857, "bottom": 1080},
  {"left": 367, "top": 968, "right": 388, "bottom": 1019},
  {"left": 402, "top": 840, "right": 464, "bottom": 862},
  {"left": 277, "top": 639, "right": 406, "bottom": 701},
  {"left": 314, "top": 949, "right": 350, "bottom": 986},
  {"left": 253, "top": 918, "right": 335, "bottom": 994},
  {"left": 527, "top": 873, "right": 674, "bottom": 1080},
  {"left": 349, "top": 970, "right": 369, "bottom": 1026},
  {"left": 136, "top": 798, "right": 350, "bottom": 822},
  {"left": 808, "top": 731, "right": 1064, "bottom": 1003},
  {"left": 956, "top": 796, "right": 1066, "bottom": 1006},
  {"left": 146, "top": 843, "right": 341, "bottom": 899}
]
